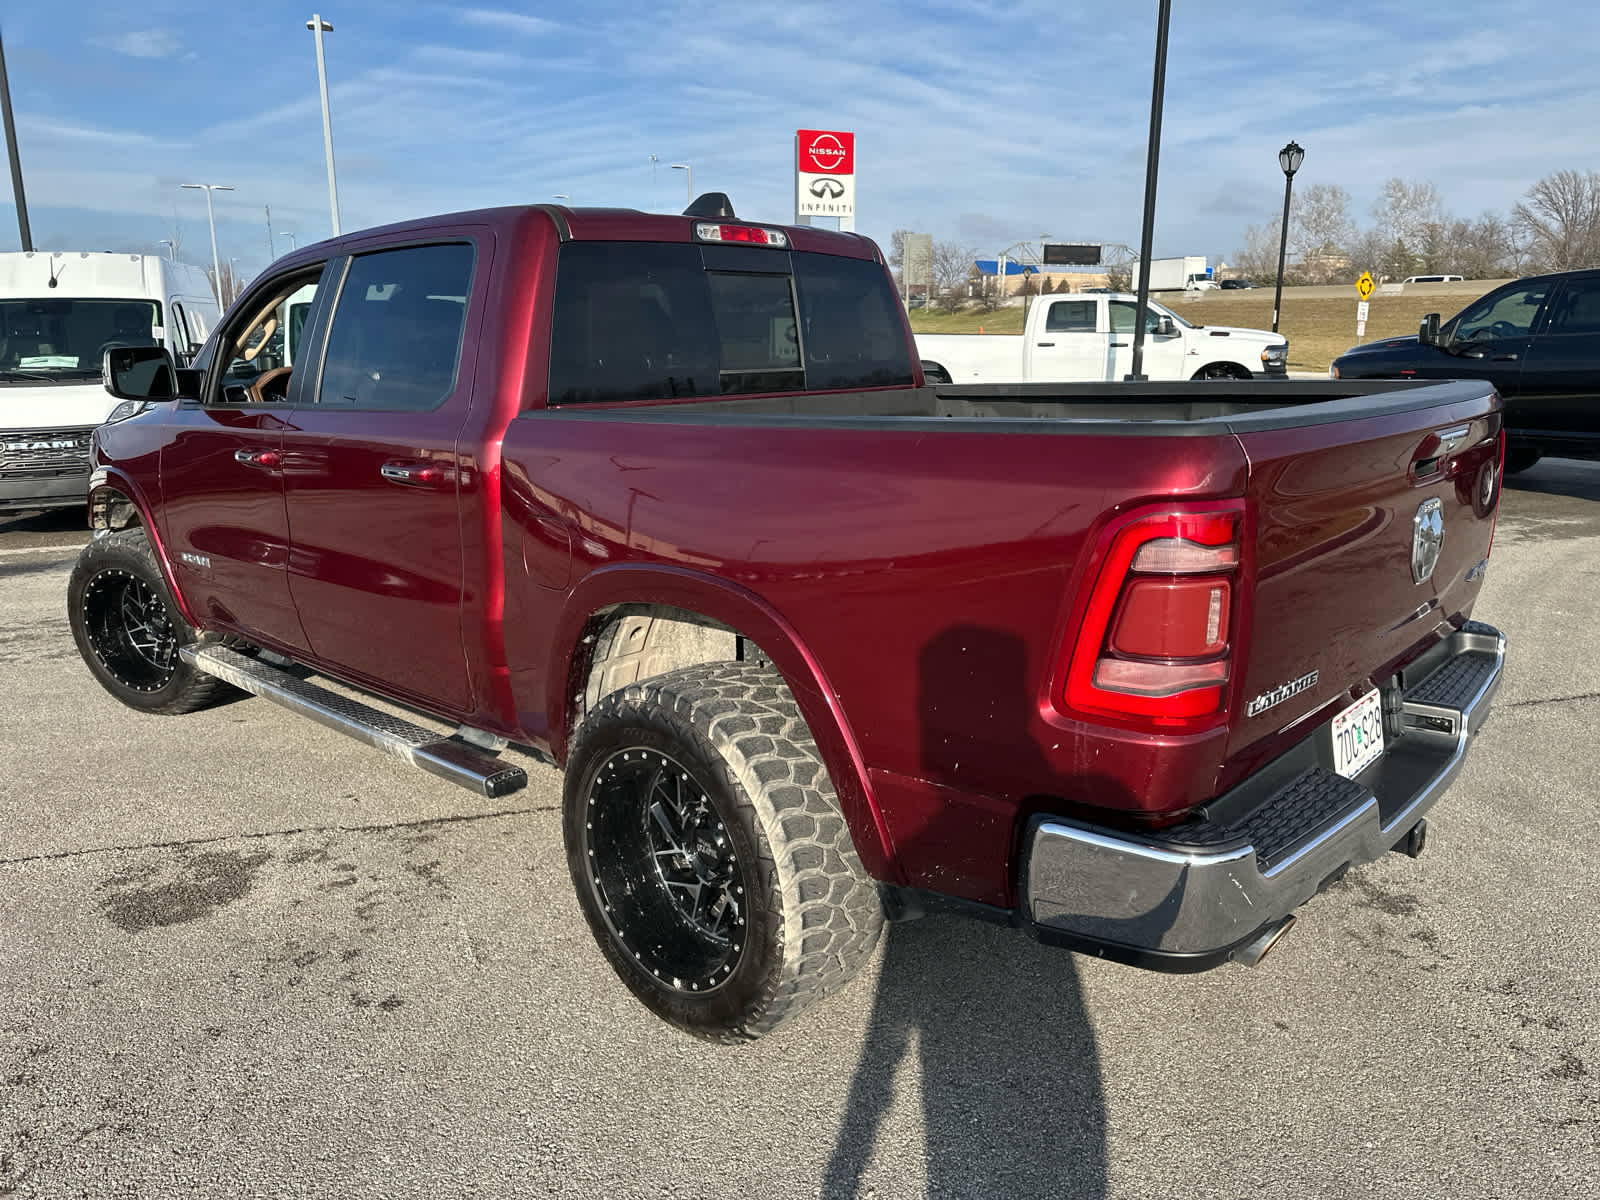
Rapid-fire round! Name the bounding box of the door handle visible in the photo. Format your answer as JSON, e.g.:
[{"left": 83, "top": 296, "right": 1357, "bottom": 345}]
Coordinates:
[
  {"left": 1110, "top": 341, "right": 1129, "bottom": 347},
  {"left": 381, "top": 461, "right": 453, "bottom": 488},
  {"left": 234, "top": 448, "right": 282, "bottom": 469},
  {"left": 1036, "top": 341, "right": 1056, "bottom": 347}
]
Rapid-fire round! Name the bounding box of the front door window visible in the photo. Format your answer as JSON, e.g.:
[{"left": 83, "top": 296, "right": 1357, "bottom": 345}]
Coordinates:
[
  {"left": 213, "top": 269, "right": 324, "bottom": 405},
  {"left": 1452, "top": 284, "right": 1550, "bottom": 342}
]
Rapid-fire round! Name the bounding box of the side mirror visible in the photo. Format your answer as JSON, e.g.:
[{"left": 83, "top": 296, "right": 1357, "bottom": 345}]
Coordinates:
[
  {"left": 1418, "top": 312, "right": 1442, "bottom": 346},
  {"left": 1156, "top": 316, "right": 1177, "bottom": 337},
  {"left": 103, "top": 345, "right": 178, "bottom": 401}
]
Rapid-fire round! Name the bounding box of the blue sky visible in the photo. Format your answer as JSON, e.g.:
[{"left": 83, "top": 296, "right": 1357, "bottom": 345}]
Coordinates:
[{"left": 1, "top": 1, "right": 1596, "bottom": 279}]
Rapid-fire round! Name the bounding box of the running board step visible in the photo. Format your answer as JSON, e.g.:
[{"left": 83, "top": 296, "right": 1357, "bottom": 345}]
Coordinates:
[{"left": 181, "top": 644, "right": 528, "bottom": 799}]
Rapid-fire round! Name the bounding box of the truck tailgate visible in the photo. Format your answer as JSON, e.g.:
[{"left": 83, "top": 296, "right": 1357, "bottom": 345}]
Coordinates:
[{"left": 1221, "top": 393, "right": 1502, "bottom": 781}]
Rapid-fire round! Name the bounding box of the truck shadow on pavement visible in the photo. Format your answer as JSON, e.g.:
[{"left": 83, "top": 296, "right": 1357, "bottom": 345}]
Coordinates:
[
  {"left": 823, "top": 625, "right": 1113, "bottom": 1199},
  {"left": 822, "top": 918, "right": 1107, "bottom": 1200}
]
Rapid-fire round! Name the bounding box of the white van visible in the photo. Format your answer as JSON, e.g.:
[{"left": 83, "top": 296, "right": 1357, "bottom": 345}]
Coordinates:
[
  {"left": 0, "top": 251, "right": 220, "bottom": 513},
  {"left": 1402, "top": 274, "right": 1464, "bottom": 284}
]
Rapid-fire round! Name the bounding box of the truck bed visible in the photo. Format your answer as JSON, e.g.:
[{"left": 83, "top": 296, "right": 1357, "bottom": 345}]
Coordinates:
[{"left": 561, "top": 378, "right": 1494, "bottom": 432}]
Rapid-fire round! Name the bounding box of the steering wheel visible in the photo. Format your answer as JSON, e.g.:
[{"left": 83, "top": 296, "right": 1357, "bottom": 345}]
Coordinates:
[
  {"left": 247, "top": 366, "right": 293, "bottom": 404},
  {"left": 241, "top": 315, "right": 279, "bottom": 363},
  {"left": 1467, "top": 321, "right": 1517, "bottom": 341}
]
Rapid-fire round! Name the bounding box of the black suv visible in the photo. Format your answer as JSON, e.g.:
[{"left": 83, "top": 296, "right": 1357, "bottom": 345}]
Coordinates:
[{"left": 1330, "top": 268, "right": 1600, "bottom": 472}]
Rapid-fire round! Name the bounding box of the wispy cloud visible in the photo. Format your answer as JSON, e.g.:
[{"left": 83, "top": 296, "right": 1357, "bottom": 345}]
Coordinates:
[
  {"left": 92, "top": 29, "right": 180, "bottom": 59},
  {"left": 458, "top": 9, "right": 562, "bottom": 37},
  {"left": 18, "top": 115, "right": 170, "bottom": 147}
]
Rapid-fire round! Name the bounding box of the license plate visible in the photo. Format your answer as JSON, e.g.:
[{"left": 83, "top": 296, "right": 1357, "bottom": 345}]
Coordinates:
[{"left": 1331, "top": 688, "right": 1385, "bottom": 779}]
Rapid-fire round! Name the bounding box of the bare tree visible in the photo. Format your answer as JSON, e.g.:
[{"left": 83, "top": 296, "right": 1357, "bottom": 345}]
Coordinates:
[
  {"left": 1513, "top": 169, "right": 1600, "bottom": 272},
  {"left": 1372, "top": 178, "right": 1445, "bottom": 251},
  {"left": 1291, "top": 182, "right": 1355, "bottom": 259},
  {"left": 166, "top": 205, "right": 186, "bottom": 261},
  {"left": 887, "top": 229, "right": 908, "bottom": 272},
  {"left": 1342, "top": 227, "right": 1390, "bottom": 280},
  {"left": 205, "top": 262, "right": 245, "bottom": 309},
  {"left": 1232, "top": 219, "right": 1282, "bottom": 281},
  {"left": 1440, "top": 212, "right": 1520, "bottom": 279},
  {"left": 930, "top": 241, "right": 976, "bottom": 309}
]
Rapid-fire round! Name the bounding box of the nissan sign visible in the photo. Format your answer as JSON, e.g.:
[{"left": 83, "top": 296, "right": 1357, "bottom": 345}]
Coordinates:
[{"left": 796, "top": 129, "right": 855, "bottom": 224}]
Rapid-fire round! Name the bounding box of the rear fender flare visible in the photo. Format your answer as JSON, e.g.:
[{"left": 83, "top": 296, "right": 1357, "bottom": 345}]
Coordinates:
[
  {"left": 86, "top": 467, "right": 198, "bottom": 627},
  {"left": 550, "top": 563, "right": 902, "bottom": 885}
]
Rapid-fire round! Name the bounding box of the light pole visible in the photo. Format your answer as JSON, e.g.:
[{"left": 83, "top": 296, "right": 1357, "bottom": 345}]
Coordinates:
[
  {"left": 1271, "top": 140, "right": 1304, "bottom": 334},
  {"left": 281, "top": 231, "right": 297, "bottom": 252},
  {"left": 554, "top": 193, "right": 571, "bottom": 202},
  {"left": 0, "top": 28, "right": 33, "bottom": 252},
  {"left": 181, "top": 182, "right": 233, "bottom": 307},
  {"left": 306, "top": 14, "right": 341, "bottom": 235},
  {"left": 157, "top": 239, "right": 175, "bottom": 261},
  {"left": 1127, "top": 0, "right": 1172, "bottom": 381},
  {"left": 671, "top": 162, "right": 691, "bottom": 207}
]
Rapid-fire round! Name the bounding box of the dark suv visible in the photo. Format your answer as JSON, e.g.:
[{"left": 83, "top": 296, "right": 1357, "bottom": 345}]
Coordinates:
[{"left": 1330, "top": 268, "right": 1600, "bottom": 471}]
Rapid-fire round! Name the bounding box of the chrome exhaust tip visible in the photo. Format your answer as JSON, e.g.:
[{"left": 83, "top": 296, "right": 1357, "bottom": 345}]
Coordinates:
[{"left": 1232, "top": 916, "right": 1296, "bottom": 968}]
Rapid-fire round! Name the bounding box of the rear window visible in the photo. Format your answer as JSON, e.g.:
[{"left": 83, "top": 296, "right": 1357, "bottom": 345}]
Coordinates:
[{"left": 546, "top": 242, "right": 913, "bottom": 405}]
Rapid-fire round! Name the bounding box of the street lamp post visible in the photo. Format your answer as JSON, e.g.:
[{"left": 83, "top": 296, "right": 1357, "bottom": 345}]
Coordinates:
[
  {"left": 306, "top": 14, "right": 341, "bottom": 235},
  {"left": 1272, "top": 140, "right": 1305, "bottom": 334},
  {"left": 157, "top": 239, "right": 175, "bottom": 261},
  {"left": 0, "top": 28, "right": 33, "bottom": 252},
  {"left": 281, "top": 231, "right": 297, "bottom": 252},
  {"left": 670, "top": 162, "right": 691, "bottom": 207},
  {"left": 1127, "top": 0, "right": 1173, "bottom": 381},
  {"left": 181, "top": 182, "right": 234, "bottom": 307}
]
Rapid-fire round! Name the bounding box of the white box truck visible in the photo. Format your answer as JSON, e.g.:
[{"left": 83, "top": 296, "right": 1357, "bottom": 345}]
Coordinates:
[
  {"left": 1, "top": 251, "right": 219, "bottom": 513},
  {"left": 1132, "top": 255, "right": 1210, "bottom": 292}
]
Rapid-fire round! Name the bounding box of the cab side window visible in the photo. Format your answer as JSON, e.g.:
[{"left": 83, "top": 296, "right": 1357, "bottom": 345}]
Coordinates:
[
  {"left": 1109, "top": 301, "right": 1162, "bottom": 335},
  {"left": 1453, "top": 284, "right": 1549, "bottom": 341},
  {"left": 1045, "top": 300, "right": 1096, "bottom": 333},
  {"left": 212, "top": 268, "right": 324, "bottom": 404},
  {"left": 315, "top": 243, "right": 475, "bottom": 411},
  {"left": 1545, "top": 278, "right": 1600, "bottom": 336}
]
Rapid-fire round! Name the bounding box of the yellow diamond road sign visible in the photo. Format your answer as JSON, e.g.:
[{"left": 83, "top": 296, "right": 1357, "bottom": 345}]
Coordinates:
[{"left": 1356, "top": 271, "right": 1375, "bottom": 300}]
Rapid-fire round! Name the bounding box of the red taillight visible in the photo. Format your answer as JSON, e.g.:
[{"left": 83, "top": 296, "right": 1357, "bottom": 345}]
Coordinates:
[
  {"left": 1062, "top": 503, "right": 1246, "bottom": 730},
  {"left": 1110, "top": 578, "right": 1230, "bottom": 657}
]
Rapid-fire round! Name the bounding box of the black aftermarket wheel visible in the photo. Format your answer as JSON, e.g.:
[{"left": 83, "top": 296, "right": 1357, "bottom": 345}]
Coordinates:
[
  {"left": 564, "top": 662, "right": 884, "bottom": 1042},
  {"left": 67, "top": 529, "right": 238, "bottom": 715}
]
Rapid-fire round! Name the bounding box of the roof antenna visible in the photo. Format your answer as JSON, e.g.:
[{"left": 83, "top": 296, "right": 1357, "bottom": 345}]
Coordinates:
[
  {"left": 48, "top": 254, "right": 62, "bottom": 288},
  {"left": 683, "top": 192, "right": 736, "bottom": 219}
]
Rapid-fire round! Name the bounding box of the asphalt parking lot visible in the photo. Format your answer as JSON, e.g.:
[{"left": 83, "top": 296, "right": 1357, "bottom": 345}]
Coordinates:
[{"left": 2, "top": 465, "right": 1597, "bottom": 1200}]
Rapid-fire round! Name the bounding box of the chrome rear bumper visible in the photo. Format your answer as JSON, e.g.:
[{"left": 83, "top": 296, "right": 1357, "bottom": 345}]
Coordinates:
[{"left": 1021, "top": 621, "right": 1504, "bottom": 969}]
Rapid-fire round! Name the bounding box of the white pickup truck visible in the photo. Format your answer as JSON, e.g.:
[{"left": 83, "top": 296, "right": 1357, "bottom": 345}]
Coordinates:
[{"left": 916, "top": 292, "right": 1289, "bottom": 384}]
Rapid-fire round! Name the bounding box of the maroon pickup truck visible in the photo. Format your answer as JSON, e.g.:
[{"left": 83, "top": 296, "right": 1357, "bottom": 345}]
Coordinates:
[{"left": 71, "top": 198, "right": 1506, "bottom": 1041}]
